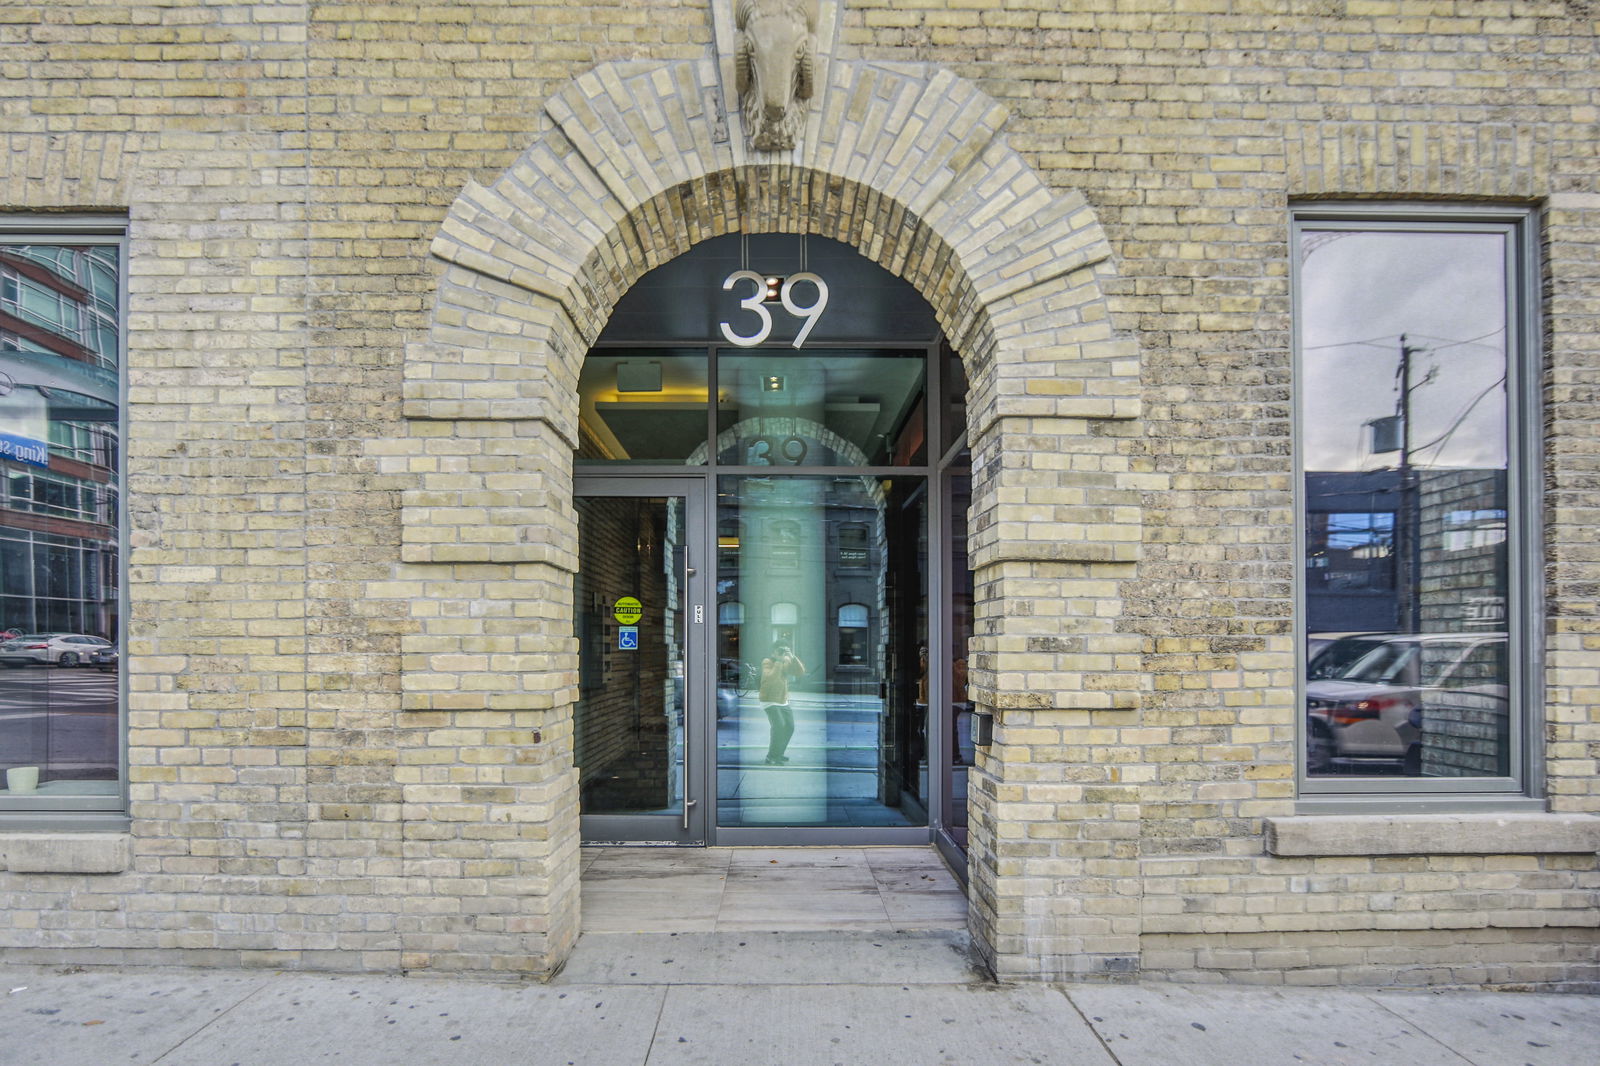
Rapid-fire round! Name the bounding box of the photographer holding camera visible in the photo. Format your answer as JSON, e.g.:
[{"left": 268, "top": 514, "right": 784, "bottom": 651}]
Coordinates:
[{"left": 758, "top": 642, "right": 806, "bottom": 765}]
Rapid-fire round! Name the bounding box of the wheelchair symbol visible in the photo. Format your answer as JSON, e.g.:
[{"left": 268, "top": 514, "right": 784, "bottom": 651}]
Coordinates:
[{"left": 618, "top": 626, "right": 639, "bottom": 650}]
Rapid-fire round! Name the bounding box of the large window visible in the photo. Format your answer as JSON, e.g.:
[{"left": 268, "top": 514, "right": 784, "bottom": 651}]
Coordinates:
[
  {"left": 0, "top": 222, "right": 125, "bottom": 819},
  {"left": 1295, "top": 207, "right": 1537, "bottom": 797}
]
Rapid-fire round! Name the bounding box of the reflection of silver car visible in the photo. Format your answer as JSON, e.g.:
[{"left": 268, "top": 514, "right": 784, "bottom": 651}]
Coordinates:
[
  {"left": 1306, "top": 632, "right": 1385, "bottom": 676},
  {"left": 0, "top": 633, "right": 113, "bottom": 668},
  {"left": 1306, "top": 633, "right": 1508, "bottom": 775}
]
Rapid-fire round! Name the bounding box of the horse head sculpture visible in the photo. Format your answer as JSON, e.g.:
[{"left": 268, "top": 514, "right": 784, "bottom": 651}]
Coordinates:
[{"left": 735, "top": 0, "right": 819, "bottom": 151}]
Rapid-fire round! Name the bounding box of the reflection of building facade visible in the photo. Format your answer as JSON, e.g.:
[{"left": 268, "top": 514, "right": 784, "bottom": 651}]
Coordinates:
[
  {"left": 719, "top": 484, "right": 885, "bottom": 695},
  {"left": 1305, "top": 468, "right": 1508, "bottom": 639},
  {"left": 1417, "top": 469, "right": 1508, "bottom": 633},
  {"left": 6, "top": 1, "right": 1600, "bottom": 994},
  {"left": 0, "top": 245, "right": 119, "bottom": 639},
  {"left": 1307, "top": 468, "right": 1513, "bottom": 780}
]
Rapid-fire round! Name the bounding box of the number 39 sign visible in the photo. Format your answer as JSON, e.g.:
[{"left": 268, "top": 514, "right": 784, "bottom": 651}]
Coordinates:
[{"left": 719, "top": 270, "right": 829, "bottom": 348}]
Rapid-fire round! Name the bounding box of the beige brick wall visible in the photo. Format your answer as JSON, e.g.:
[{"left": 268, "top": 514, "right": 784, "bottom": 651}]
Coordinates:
[{"left": 1, "top": 0, "right": 1597, "bottom": 987}]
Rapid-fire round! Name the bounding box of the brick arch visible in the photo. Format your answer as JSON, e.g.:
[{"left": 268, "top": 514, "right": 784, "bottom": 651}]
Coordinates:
[
  {"left": 395, "top": 54, "right": 1144, "bottom": 978},
  {"left": 405, "top": 60, "right": 1140, "bottom": 563}
]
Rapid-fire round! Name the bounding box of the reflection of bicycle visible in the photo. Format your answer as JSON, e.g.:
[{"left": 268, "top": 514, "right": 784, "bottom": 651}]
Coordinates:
[
  {"left": 715, "top": 659, "right": 758, "bottom": 719},
  {"left": 718, "top": 658, "right": 759, "bottom": 696}
]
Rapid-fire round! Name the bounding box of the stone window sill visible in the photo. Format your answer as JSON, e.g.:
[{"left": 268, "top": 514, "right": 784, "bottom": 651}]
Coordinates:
[
  {"left": 0, "top": 832, "right": 131, "bottom": 874},
  {"left": 1265, "top": 813, "right": 1600, "bottom": 857}
]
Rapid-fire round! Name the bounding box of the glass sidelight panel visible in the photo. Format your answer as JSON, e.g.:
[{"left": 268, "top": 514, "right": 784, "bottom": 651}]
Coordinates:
[
  {"left": 574, "top": 493, "right": 693, "bottom": 830},
  {"left": 714, "top": 474, "right": 928, "bottom": 828}
]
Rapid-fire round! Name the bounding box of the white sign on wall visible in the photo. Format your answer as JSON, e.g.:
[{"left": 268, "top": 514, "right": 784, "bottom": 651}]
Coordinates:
[{"left": 0, "top": 378, "right": 49, "bottom": 468}]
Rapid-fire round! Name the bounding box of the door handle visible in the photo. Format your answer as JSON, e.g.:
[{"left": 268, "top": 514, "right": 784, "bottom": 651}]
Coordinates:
[{"left": 684, "top": 552, "right": 696, "bottom": 834}]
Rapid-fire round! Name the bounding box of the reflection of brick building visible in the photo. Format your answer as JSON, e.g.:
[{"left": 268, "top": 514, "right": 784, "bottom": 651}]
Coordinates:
[
  {"left": 1419, "top": 469, "right": 1510, "bottom": 778},
  {"left": 716, "top": 475, "right": 927, "bottom": 814},
  {"left": 1305, "top": 468, "right": 1507, "bottom": 637},
  {"left": 1308, "top": 468, "right": 1511, "bottom": 780},
  {"left": 1418, "top": 469, "right": 1508, "bottom": 633},
  {"left": 0, "top": 246, "right": 119, "bottom": 639}
]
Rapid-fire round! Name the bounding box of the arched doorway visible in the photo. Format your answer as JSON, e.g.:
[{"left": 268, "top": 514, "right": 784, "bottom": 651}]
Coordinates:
[
  {"left": 570, "top": 234, "right": 971, "bottom": 849},
  {"left": 397, "top": 51, "right": 1142, "bottom": 976}
]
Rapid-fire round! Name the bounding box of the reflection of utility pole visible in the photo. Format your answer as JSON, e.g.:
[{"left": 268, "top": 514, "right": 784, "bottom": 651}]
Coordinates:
[{"left": 1394, "top": 334, "right": 1431, "bottom": 634}]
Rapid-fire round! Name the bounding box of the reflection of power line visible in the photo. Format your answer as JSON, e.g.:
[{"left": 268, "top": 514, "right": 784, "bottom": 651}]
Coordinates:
[
  {"left": 1395, "top": 335, "right": 1425, "bottom": 635},
  {"left": 1304, "top": 328, "right": 1503, "bottom": 355},
  {"left": 1303, "top": 334, "right": 1398, "bottom": 353},
  {"left": 1406, "top": 328, "right": 1506, "bottom": 354},
  {"left": 1411, "top": 374, "right": 1507, "bottom": 461}
]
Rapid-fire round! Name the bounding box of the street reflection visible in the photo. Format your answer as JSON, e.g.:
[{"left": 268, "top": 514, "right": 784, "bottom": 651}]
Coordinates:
[{"left": 0, "top": 665, "right": 118, "bottom": 788}]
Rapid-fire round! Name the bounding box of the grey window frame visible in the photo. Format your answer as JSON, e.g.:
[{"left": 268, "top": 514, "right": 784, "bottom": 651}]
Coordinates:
[
  {"left": 1291, "top": 203, "right": 1545, "bottom": 810},
  {"left": 0, "top": 215, "right": 128, "bottom": 828}
]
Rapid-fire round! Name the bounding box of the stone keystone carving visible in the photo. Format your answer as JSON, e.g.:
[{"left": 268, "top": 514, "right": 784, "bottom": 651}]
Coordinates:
[{"left": 735, "top": 0, "right": 819, "bottom": 151}]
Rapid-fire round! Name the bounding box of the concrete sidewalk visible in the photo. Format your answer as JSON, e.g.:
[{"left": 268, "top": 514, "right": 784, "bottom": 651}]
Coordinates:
[{"left": 3, "top": 931, "right": 1596, "bottom": 1065}]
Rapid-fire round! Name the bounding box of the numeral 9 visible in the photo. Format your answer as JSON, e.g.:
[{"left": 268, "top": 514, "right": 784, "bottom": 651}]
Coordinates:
[{"left": 780, "top": 272, "right": 828, "bottom": 348}]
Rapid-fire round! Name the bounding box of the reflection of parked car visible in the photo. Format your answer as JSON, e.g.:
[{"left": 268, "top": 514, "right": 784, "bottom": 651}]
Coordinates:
[
  {"left": 1307, "top": 632, "right": 1387, "bottom": 678},
  {"left": 94, "top": 646, "right": 120, "bottom": 673},
  {"left": 0, "top": 633, "right": 114, "bottom": 668},
  {"left": 1306, "top": 632, "right": 1508, "bottom": 775}
]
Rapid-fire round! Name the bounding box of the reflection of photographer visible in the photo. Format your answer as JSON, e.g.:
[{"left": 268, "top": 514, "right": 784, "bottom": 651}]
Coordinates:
[{"left": 759, "top": 642, "right": 806, "bottom": 765}]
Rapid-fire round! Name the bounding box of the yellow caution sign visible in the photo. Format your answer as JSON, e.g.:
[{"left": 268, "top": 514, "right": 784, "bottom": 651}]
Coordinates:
[{"left": 612, "top": 596, "right": 643, "bottom": 625}]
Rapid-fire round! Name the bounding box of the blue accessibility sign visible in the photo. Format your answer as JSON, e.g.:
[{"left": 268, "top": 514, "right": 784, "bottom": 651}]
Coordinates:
[{"left": 618, "top": 626, "right": 639, "bottom": 650}]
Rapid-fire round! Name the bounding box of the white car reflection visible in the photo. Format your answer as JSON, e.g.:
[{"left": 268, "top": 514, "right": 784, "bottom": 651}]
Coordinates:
[
  {"left": 1306, "top": 632, "right": 1508, "bottom": 775},
  {"left": 0, "top": 633, "right": 113, "bottom": 668}
]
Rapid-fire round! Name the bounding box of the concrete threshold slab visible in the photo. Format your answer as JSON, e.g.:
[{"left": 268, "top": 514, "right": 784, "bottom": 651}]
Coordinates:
[{"left": 553, "top": 929, "right": 985, "bottom": 986}]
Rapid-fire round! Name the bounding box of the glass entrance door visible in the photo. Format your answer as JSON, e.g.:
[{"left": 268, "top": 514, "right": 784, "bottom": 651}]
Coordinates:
[
  {"left": 569, "top": 233, "right": 970, "bottom": 847},
  {"left": 574, "top": 478, "right": 705, "bottom": 843},
  {"left": 573, "top": 471, "right": 934, "bottom": 845}
]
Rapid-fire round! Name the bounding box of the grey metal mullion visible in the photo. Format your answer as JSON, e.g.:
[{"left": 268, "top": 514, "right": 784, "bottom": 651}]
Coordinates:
[
  {"left": 926, "top": 465, "right": 948, "bottom": 842},
  {"left": 699, "top": 475, "right": 722, "bottom": 842},
  {"left": 117, "top": 231, "right": 129, "bottom": 817},
  {"left": 707, "top": 342, "right": 719, "bottom": 475},
  {"left": 680, "top": 479, "right": 704, "bottom": 841},
  {"left": 1511, "top": 210, "right": 1545, "bottom": 798}
]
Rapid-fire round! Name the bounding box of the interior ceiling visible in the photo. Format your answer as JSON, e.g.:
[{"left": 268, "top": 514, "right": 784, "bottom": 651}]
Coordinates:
[
  {"left": 597, "top": 233, "right": 940, "bottom": 345},
  {"left": 581, "top": 349, "right": 926, "bottom": 463}
]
